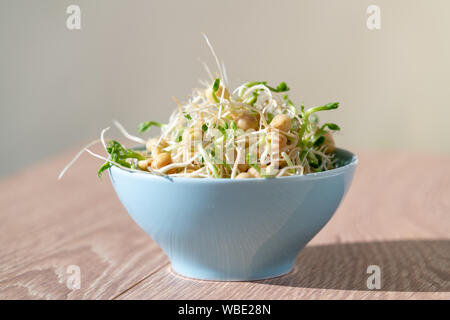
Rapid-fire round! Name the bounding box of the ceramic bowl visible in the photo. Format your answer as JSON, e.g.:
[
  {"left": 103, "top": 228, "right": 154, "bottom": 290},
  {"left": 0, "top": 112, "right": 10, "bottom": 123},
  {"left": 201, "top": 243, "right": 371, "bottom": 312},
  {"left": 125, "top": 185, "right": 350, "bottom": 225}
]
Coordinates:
[{"left": 109, "top": 148, "right": 357, "bottom": 281}]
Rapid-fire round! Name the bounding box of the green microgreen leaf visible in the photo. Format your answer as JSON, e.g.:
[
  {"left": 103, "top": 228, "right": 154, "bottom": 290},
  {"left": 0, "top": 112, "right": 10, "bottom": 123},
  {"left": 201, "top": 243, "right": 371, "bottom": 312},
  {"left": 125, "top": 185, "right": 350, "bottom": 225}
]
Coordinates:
[
  {"left": 309, "top": 114, "right": 319, "bottom": 124},
  {"left": 97, "top": 162, "right": 111, "bottom": 179},
  {"left": 313, "top": 135, "right": 325, "bottom": 147},
  {"left": 244, "top": 90, "right": 259, "bottom": 106},
  {"left": 267, "top": 81, "right": 290, "bottom": 92},
  {"left": 298, "top": 102, "right": 339, "bottom": 149},
  {"left": 321, "top": 123, "right": 340, "bottom": 131},
  {"left": 307, "top": 152, "right": 319, "bottom": 166},
  {"left": 217, "top": 125, "right": 226, "bottom": 136},
  {"left": 97, "top": 140, "right": 145, "bottom": 178},
  {"left": 211, "top": 78, "right": 221, "bottom": 103},
  {"left": 305, "top": 102, "right": 339, "bottom": 117},
  {"left": 138, "top": 121, "right": 164, "bottom": 133}
]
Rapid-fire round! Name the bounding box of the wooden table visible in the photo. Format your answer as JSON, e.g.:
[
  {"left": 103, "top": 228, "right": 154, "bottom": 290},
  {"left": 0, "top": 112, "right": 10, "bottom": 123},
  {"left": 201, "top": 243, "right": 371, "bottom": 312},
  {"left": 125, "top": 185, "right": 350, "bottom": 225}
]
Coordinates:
[{"left": 0, "top": 145, "right": 449, "bottom": 300}]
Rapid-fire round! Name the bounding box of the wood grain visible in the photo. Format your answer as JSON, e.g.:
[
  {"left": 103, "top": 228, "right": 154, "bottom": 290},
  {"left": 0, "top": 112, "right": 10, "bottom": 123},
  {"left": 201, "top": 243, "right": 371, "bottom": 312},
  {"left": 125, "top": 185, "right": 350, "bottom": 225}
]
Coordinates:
[
  {"left": 0, "top": 148, "right": 449, "bottom": 299},
  {"left": 0, "top": 145, "right": 168, "bottom": 299},
  {"left": 118, "top": 151, "right": 450, "bottom": 300},
  {"left": 117, "top": 240, "right": 449, "bottom": 300}
]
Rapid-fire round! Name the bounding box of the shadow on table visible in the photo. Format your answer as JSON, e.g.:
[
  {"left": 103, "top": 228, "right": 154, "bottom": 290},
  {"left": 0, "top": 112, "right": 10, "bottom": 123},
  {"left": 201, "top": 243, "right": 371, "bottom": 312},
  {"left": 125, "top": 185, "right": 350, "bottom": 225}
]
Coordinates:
[{"left": 256, "top": 239, "right": 450, "bottom": 292}]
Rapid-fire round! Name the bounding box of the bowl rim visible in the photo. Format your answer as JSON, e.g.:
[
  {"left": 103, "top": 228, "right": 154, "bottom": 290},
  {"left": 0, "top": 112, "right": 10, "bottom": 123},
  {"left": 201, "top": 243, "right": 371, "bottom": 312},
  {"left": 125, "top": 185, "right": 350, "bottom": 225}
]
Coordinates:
[{"left": 109, "top": 147, "right": 358, "bottom": 183}]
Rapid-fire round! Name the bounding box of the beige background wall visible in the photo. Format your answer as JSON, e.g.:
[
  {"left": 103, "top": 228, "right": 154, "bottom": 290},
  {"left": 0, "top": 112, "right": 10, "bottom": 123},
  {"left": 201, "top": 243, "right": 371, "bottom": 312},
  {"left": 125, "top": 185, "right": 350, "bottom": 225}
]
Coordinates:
[{"left": 1, "top": 0, "right": 449, "bottom": 177}]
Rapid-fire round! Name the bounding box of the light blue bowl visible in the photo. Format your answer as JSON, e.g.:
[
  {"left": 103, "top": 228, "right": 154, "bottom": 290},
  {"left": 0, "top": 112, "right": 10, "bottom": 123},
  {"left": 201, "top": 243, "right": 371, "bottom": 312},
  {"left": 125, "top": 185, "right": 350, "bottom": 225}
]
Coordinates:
[{"left": 109, "top": 148, "right": 357, "bottom": 281}]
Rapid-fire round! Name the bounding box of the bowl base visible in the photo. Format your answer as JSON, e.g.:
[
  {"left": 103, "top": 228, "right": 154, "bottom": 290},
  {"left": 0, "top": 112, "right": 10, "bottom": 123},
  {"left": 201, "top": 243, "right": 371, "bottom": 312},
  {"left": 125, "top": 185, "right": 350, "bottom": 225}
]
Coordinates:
[{"left": 169, "top": 260, "right": 295, "bottom": 282}]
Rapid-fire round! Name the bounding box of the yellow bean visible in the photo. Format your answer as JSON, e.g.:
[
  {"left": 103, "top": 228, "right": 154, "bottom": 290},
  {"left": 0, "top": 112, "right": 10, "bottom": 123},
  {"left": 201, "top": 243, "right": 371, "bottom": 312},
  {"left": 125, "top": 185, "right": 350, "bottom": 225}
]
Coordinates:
[
  {"left": 270, "top": 114, "right": 291, "bottom": 132},
  {"left": 151, "top": 152, "right": 172, "bottom": 169},
  {"left": 322, "top": 131, "right": 335, "bottom": 154},
  {"left": 238, "top": 163, "right": 249, "bottom": 172},
  {"left": 236, "top": 112, "right": 258, "bottom": 131},
  {"left": 146, "top": 138, "right": 168, "bottom": 153},
  {"left": 137, "top": 159, "right": 150, "bottom": 170},
  {"left": 247, "top": 167, "right": 261, "bottom": 178},
  {"left": 236, "top": 172, "right": 253, "bottom": 179}
]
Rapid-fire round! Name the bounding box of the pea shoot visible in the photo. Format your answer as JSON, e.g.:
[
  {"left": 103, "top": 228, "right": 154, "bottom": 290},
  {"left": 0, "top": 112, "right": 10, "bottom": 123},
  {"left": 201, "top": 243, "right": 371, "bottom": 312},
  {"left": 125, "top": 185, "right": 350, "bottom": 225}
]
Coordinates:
[{"left": 59, "top": 39, "right": 343, "bottom": 181}]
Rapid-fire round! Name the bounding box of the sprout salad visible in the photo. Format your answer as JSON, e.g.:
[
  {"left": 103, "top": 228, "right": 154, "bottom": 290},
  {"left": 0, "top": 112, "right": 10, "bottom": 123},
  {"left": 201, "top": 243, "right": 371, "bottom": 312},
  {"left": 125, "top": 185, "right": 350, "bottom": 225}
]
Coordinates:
[{"left": 59, "top": 35, "right": 342, "bottom": 180}]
